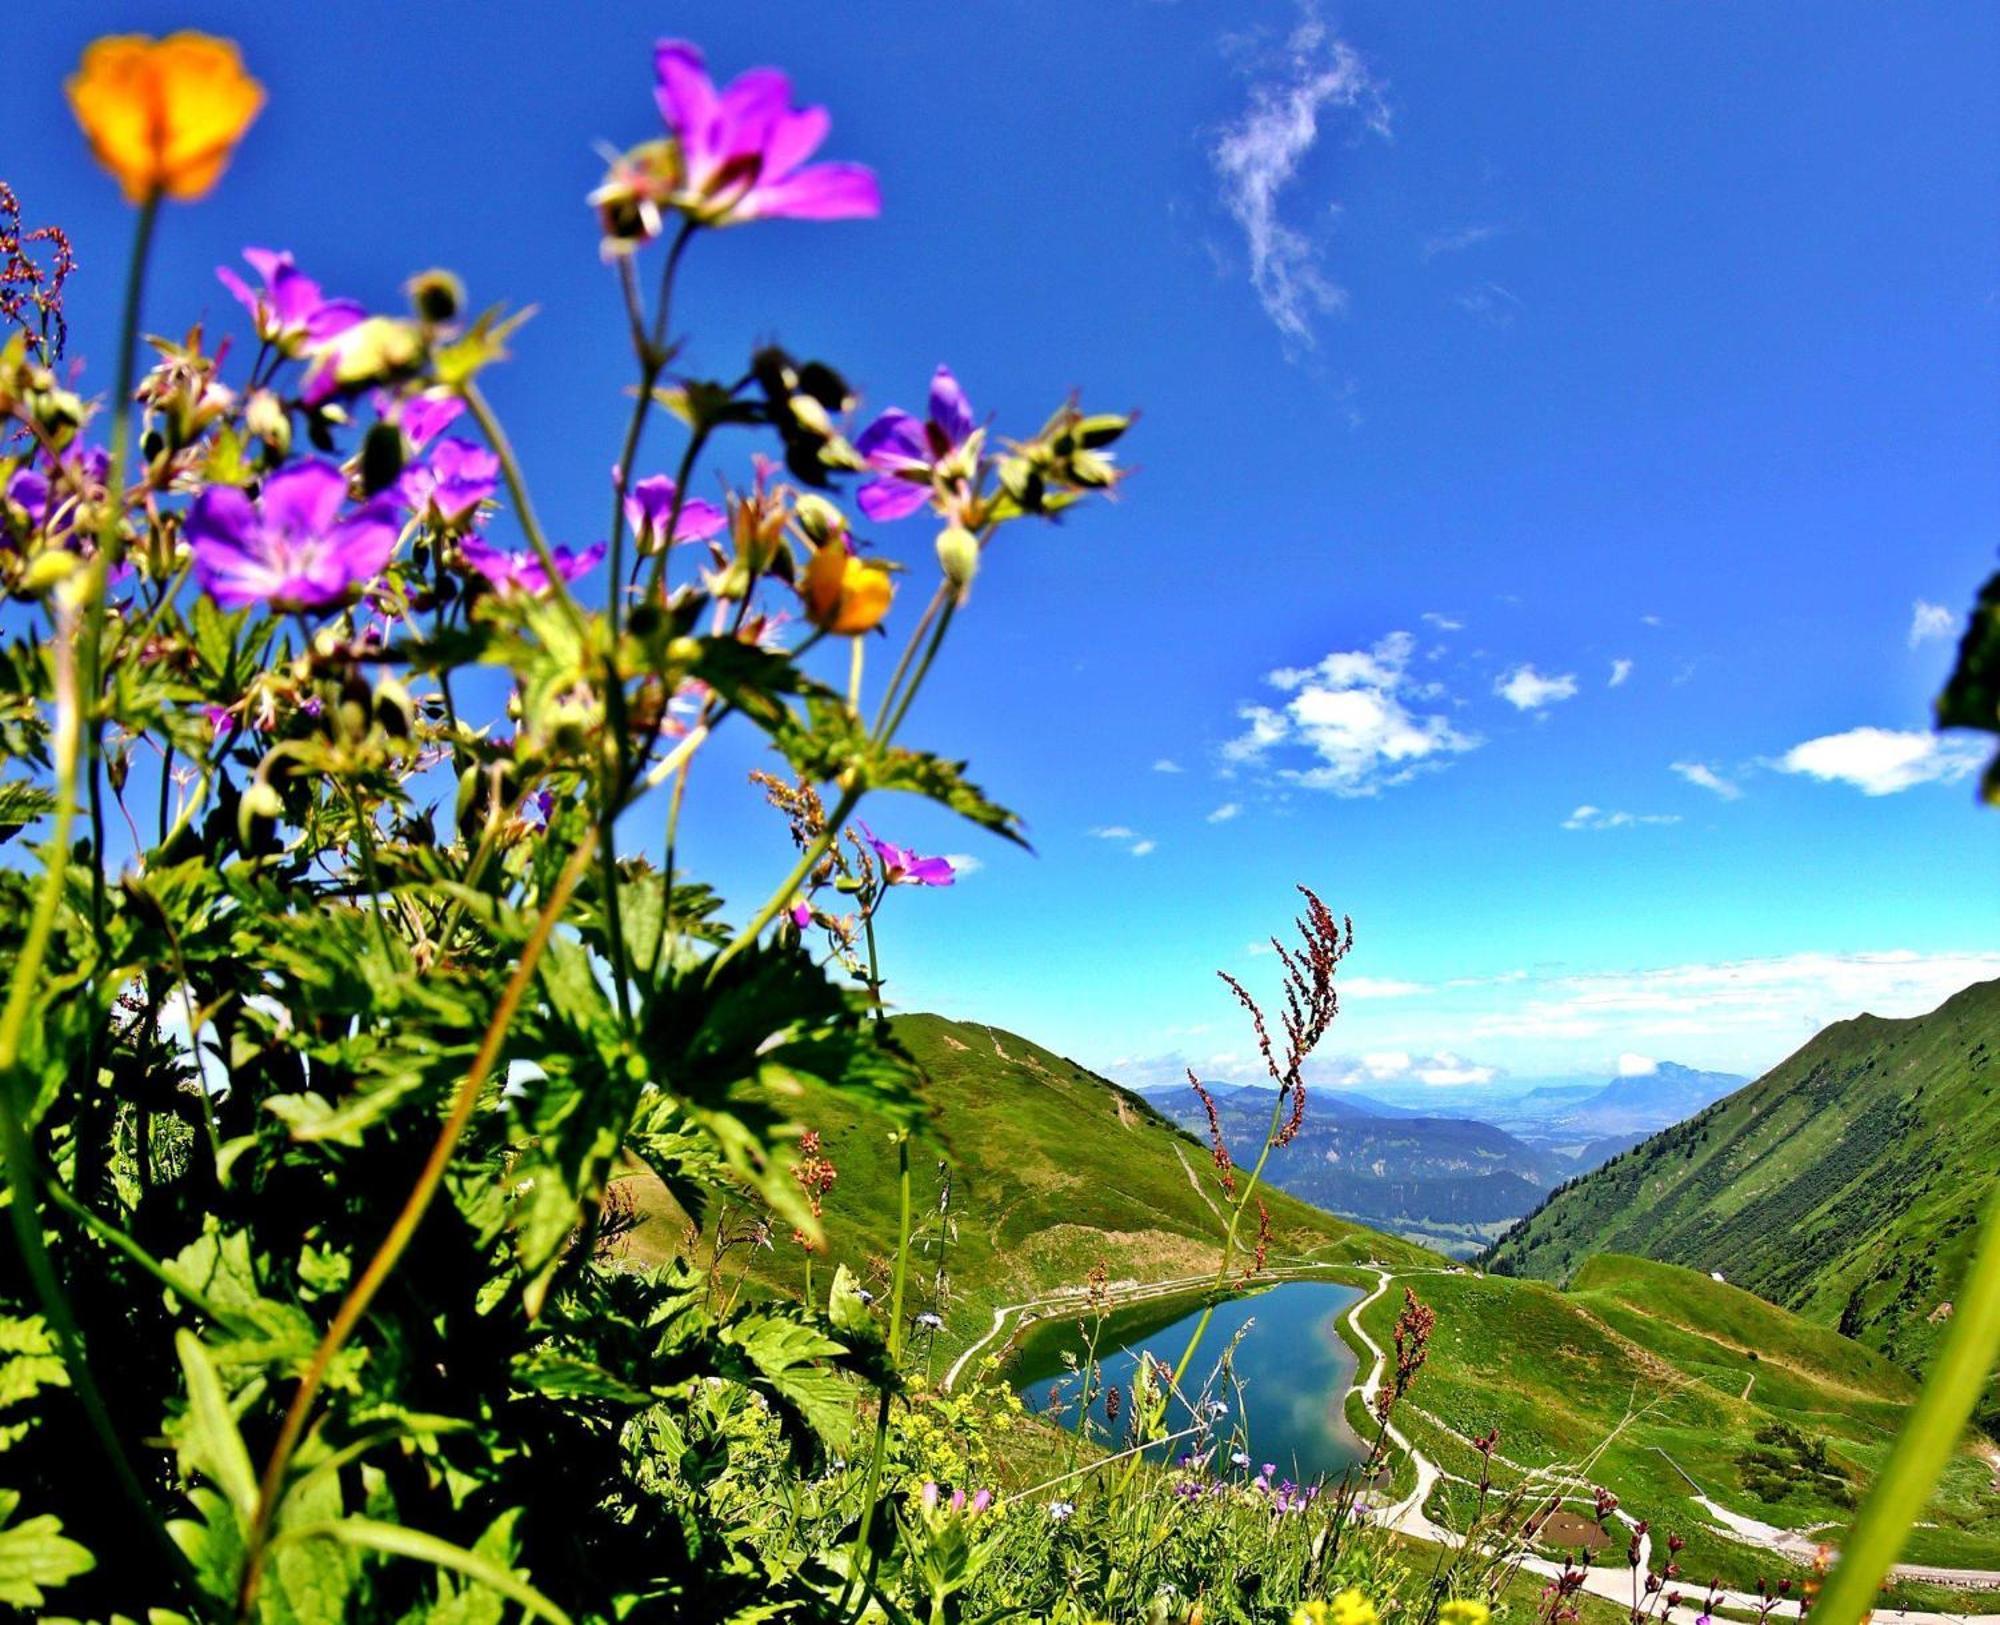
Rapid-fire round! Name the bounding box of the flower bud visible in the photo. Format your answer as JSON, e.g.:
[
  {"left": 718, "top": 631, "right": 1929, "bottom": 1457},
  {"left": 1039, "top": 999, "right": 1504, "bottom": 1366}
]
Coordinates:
[
  {"left": 406, "top": 268, "right": 465, "bottom": 326},
  {"left": 20, "top": 550, "right": 81, "bottom": 594},
  {"left": 793, "top": 493, "right": 845, "bottom": 546},
  {"left": 358, "top": 419, "right": 405, "bottom": 496},
  {"left": 245, "top": 389, "right": 290, "bottom": 457},
  {"left": 935, "top": 525, "right": 979, "bottom": 593}
]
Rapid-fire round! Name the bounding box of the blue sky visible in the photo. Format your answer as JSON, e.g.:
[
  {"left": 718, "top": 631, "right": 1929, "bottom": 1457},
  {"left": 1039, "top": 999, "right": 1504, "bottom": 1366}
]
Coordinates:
[{"left": 9, "top": 2, "right": 1999, "bottom": 1092}]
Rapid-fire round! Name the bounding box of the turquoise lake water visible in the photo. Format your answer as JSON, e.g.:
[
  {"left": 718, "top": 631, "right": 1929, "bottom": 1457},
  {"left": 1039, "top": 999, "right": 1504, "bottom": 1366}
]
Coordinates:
[{"left": 1009, "top": 1279, "right": 1369, "bottom": 1482}]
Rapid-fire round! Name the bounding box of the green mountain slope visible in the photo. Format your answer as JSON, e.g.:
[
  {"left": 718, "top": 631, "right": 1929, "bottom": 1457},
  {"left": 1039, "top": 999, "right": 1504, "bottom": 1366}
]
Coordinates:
[
  {"left": 1369, "top": 1256, "right": 1999, "bottom": 1596},
  {"left": 1483, "top": 977, "right": 2000, "bottom": 1395},
  {"left": 625, "top": 1013, "right": 1435, "bottom": 1341}
]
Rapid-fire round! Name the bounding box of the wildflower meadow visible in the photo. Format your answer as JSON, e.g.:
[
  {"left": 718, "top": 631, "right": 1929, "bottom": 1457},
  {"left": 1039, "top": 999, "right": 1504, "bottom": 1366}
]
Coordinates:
[{"left": 0, "top": 23, "right": 1995, "bottom": 1625}]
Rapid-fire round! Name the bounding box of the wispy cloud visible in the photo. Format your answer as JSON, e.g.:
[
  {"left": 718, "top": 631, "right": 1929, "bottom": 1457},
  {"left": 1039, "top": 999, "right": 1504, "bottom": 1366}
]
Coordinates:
[
  {"left": 1468, "top": 949, "right": 2000, "bottom": 1044},
  {"left": 1421, "top": 222, "right": 1503, "bottom": 260},
  {"left": 1495, "top": 665, "right": 1578, "bottom": 711},
  {"left": 1609, "top": 658, "right": 1633, "bottom": 687},
  {"left": 1090, "top": 825, "right": 1158, "bottom": 857},
  {"left": 1341, "top": 976, "right": 1432, "bottom": 1000},
  {"left": 1223, "top": 630, "right": 1480, "bottom": 796},
  {"left": 1207, "top": 802, "right": 1243, "bottom": 823},
  {"left": 1777, "top": 727, "right": 1982, "bottom": 796},
  {"left": 1562, "top": 805, "right": 1681, "bottom": 831},
  {"left": 942, "top": 853, "right": 984, "bottom": 877},
  {"left": 1454, "top": 280, "right": 1523, "bottom": 327},
  {"left": 1671, "top": 760, "right": 1741, "bottom": 800},
  {"left": 1210, "top": 5, "right": 1388, "bottom": 347},
  {"left": 1153, "top": 757, "right": 1185, "bottom": 774},
  {"left": 1910, "top": 600, "right": 1956, "bottom": 648},
  {"left": 1421, "top": 611, "right": 1464, "bottom": 632}
]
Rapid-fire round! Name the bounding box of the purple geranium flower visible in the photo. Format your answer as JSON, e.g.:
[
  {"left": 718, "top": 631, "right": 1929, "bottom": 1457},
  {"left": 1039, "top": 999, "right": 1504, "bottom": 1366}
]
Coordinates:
[
  {"left": 858, "top": 822, "right": 954, "bottom": 888},
  {"left": 4, "top": 468, "right": 50, "bottom": 535},
  {"left": 400, "top": 437, "right": 500, "bottom": 528},
  {"left": 187, "top": 460, "right": 400, "bottom": 612},
  {"left": 623, "top": 473, "right": 726, "bottom": 551},
  {"left": 377, "top": 388, "right": 466, "bottom": 450},
  {"left": 216, "top": 248, "right": 365, "bottom": 352},
  {"left": 854, "top": 366, "right": 978, "bottom": 522},
  {"left": 653, "top": 41, "right": 881, "bottom": 225},
  {"left": 460, "top": 535, "right": 606, "bottom": 597}
]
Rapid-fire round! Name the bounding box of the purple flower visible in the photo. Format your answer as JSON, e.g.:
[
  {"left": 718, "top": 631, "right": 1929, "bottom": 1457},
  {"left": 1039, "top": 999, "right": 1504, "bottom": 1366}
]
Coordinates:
[
  {"left": 400, "top": 437, "right": 500, "bottom": 528},
  {"left": 216, "top": 248, "right": 365, "bottom": 352},
  {"left": 789, "top": 899, "right": 813, "bottom": 929},
  {"left": 623, "top": 473, "right": 726, "bottom": 551},
  {"left": 653, "top": 41, "right": 881, "bottom": 226},
  {"left": 4, "top": 468, "right": 50, "bottom": 535},
  {"left": 187, "top": 460, "right": 400, "bottom": 612},
  {"left": 377, "top": 389, "right": 465, "bottom": 450},
  {"left": 460, "top": 536, "right": 606, "bottom": 597},
  {"left": 854, "top": 366, "right": 978, "bottom": 522},
  {"left": 858, "top": 823, "right": 954, "bottom": 888}
]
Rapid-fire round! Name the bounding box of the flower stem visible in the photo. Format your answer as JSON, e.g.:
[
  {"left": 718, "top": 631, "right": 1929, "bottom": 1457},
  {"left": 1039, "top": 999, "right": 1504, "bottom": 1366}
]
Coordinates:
[
  {"left": 238, "top": 828, "right": 600, "bottom": 1619},
  {"left": 461, "top": 382, "right": 584, "bottom": 630},
  {"left": 1808, "top": 1177, "right": 2000, "bottom": 1625}
]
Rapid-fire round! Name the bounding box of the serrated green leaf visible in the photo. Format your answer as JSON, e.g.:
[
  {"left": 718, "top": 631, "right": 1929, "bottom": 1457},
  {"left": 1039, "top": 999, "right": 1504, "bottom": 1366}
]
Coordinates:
[
  {"left": 0, "top": 1490, "right": 94, "bottom": 1609},
  {"left": 175, "top": 1330, "right": 261, "bottom": 1526},
  {"left": 273, "top": 1518, "right": 572, "bottom": 1625}
]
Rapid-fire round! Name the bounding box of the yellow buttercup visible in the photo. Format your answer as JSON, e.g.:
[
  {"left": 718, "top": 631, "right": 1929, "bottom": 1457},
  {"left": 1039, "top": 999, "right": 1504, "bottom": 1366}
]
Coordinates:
[{"left": 67, "top": 33, "right": 263, "bottom": 203}]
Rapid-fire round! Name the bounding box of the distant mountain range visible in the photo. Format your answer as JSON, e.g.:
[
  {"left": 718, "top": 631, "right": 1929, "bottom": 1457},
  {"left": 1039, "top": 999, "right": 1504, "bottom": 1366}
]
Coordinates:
[
  {"left": 1135, "top": 1057, "right": 1746, "bottom": 1254},
  {"left": 1484, "top": 977, "right": 2000, "bottom": 1401}
]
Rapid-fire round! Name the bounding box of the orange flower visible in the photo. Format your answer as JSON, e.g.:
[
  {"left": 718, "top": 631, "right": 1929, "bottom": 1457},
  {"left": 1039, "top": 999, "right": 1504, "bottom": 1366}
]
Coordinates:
[
  {"left": 67, "top": 33, "right": 264, "bottom": 204},
  {"left": 800, "top": 543, "right": 893, "bottom": 635}
]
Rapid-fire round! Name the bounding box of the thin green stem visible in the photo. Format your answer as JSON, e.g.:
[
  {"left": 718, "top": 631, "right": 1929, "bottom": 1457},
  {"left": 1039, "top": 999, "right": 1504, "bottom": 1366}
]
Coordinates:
[
  {"left": 461, "top": 383, "right": 583, "bottom": 630},
  {"left": 870, "top": 584, "right": 949, "bottom": 739},
  {"left": 1810, "top": 1178, "right": 2000, "bottom": 1625},
  {"left": 878, "top": 598, "right": 958, "bottom": 751},
  {"left": 840, "top": 1135, "right": 913, "bottom": 1619},
  {"left": 238, "top": 830, "right": 600, "bottom": 1620},
  {"left": 707, "top": 785, "right": 861, "bottom": 985},
  {"left": 43, "top": 1174, "right": 246, "bottom": 1332}
]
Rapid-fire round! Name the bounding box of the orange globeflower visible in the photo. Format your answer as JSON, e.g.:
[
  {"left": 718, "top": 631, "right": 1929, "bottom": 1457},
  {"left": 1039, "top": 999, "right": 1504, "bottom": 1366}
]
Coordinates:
[
  {"left": 800, "top": 543, "right": 893, "bottom": 636},
  {"left": 67, "top": 33, "right": 264, "bottom": 204}
]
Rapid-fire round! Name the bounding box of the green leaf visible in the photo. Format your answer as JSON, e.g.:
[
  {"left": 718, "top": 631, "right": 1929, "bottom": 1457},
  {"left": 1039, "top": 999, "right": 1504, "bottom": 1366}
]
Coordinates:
[
  {"left": 864, "top": 746, "right": 1027, "bottom": 846},
  {"left": 273, "top": 1518, "right": 573, "bottom": 1625},
  {"left": 175, "top": 1329, "right": 261, "bottom": 1526},
  {"left": 0, "top": 779, "right": 55, "bottom": 845},
  {"left": 828, "top": 1264, "right": 882, "bottom": 1347},
  {"left": 0, "top": 1490, "right": 93, "bottom": 1609}
]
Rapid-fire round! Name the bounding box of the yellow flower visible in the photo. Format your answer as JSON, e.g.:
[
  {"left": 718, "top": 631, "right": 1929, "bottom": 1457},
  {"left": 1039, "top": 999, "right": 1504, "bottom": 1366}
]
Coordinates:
[
  {"left": 1293, "top": 1606, "right": 1330, "bottom": 1625},
  {"left": 1439, "top": 1602, "right": 1491, "bottom": 1625},
  {"left": 1329, "top": 1590, "right": 1379, "bottom": 1625},
  {"left": 67, "top": 33, "right": 264, "bottom": 203},
  {"left": 800, "top": 543, "right": 893, "bottom": 635}
]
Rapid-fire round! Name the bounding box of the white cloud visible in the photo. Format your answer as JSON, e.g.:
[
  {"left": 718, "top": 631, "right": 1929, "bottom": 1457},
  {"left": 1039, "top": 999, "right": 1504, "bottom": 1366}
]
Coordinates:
[
  {"left": 1495, "top": 665, "right": 1579, "bottom": 711},
  {"left": 1421, "top": 611, "right": 1464, "bottom": 631},
  {"left": 1338, "top": 1048, "right": 1497, "bottom": 1087},
  {"left": 1343, "top": 977, "right": 1431, "bottom": 1000},
  {"left": 1609, "top": 658, "right": 1633, "bottom": 687},
  {"left": 1617, "top": 1052, "right": 1658, "bottom": 1077},
  {"left": 1210, "top": 6, "right": 1387, "bottom": 347},
  {"left": 942, "top": 853, "right": 983, "bottom": 877},
  {"left": 1671, "top": 760, "right": 1742, "bottom": 800},
  {"left": 1777, "top": 727, "right": 1982, "bottom": 796},
  {"left": 1454, "top": 280, "right": 1523, "bottom": 327},
  {"left": 1416, "top": 1053, "right": 1498, "bottom": 1086},
  {"left": 1562, "top": 805, "right": 1681, "bottom": 831},
  {"left": 1468, "top": 949, "right": 2000, "bottom": 1046},
  {"left": 1640, "top": 614, "right": 1664, "bottom": 628},
  {"left": 1153, "top": 757, "right": 1185, "bottom": 774},
  {"left": 1910, "top": 600, "right": 1956, "bottom": 648},
  {"left": 1421, "top": 223, "right": 1502, "bottom": 260},
  {"left": 1207, "top": 802, "right": 1242, "bottom": 823},
  {"left": 1223, "top": 630, "right": 1481, "bottom": 796},
  {"left": 1090, "top": 825, "right": 1156, "bottom": 856}
]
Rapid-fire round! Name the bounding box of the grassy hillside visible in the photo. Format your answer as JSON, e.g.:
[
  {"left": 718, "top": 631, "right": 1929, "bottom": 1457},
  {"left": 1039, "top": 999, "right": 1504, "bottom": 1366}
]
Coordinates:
[
  {"left": 1368, "top": 1256, "right": 1998, "bottom": 1599},
  {"left": 1483, "top": 977, "right": 2000, "bottom": 1397},
  {"left": 622, "top": 1012, "right": 1435, "bottom": 1343}
]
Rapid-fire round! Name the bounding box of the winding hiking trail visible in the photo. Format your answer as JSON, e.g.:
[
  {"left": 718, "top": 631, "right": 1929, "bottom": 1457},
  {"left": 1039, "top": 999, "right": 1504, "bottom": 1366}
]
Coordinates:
[{"left": 1340, "top": 1268, "right": 2000, "bottom": 1625}]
